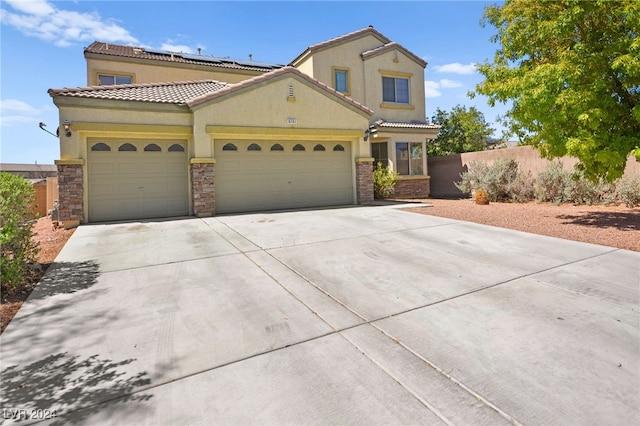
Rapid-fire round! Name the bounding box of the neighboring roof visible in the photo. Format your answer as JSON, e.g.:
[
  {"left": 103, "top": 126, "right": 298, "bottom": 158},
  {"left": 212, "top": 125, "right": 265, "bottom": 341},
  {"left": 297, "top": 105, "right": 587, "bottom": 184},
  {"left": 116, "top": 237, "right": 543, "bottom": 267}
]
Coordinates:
[
  {"left": 85, "top": 41, "right": 284, "bottom": 72},
  {"left": 372, "top": 119, "right": 441, "bottom": 130},
  {"left": 1, "top": 163, "right": 57, "bottom": 173},
  {"left": 48, "top": 80, "right": 229, "bottom": 104},
  {"left": 187, "top": 66, "right": 374, "bottom": 116},
  {"left": 361, "top": 42, "right": 427, "bottom": 68},
  {"left": 290, "top": 26, "right": 391, "bottom": 65}
]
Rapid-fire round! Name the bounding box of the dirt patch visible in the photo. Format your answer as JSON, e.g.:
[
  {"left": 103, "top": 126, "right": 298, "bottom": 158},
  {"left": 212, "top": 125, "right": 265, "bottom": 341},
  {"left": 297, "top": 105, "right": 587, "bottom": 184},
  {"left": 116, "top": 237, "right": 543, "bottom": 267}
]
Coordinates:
[
  {"left": 1, "top": 218, "right": 75, "bottom": 333},
  {"left": 402, "top": 198, "right": 640, "bottom": 252}
]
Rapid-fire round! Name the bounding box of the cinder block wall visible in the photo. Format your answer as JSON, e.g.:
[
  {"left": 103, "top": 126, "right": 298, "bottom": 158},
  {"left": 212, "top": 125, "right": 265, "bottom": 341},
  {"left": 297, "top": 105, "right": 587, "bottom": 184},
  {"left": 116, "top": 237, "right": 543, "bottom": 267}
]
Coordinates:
[{"left": 428, "top": 146, "right": 640, "bottom": 198}]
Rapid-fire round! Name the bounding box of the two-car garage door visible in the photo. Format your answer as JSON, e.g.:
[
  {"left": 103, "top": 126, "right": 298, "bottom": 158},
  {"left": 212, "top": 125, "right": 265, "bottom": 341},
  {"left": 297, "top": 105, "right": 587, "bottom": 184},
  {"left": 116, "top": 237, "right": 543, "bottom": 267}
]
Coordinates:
[
  {"left": 88, "top": 138, "right": 189, "bottom": 222},
  {"left": 215, "top": 140, "right": 353, "bottom": 214},
  {"left": 87, "top": 138, "right": 354, "bottom": 221}
]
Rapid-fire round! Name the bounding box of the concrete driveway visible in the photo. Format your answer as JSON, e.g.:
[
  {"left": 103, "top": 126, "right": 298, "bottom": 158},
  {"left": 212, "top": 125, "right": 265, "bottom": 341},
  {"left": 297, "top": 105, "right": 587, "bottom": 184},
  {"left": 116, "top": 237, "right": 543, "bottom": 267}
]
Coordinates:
[{"left": 1, "top": 204, "right": 638, "bottom": 425}]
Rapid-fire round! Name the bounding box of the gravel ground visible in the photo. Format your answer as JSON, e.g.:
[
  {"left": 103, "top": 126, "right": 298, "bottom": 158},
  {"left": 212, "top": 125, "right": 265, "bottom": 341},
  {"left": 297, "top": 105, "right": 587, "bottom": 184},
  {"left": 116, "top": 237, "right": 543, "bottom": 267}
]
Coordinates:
[{"left": 403, "top": 199, "right": 640, "bottom": 252}]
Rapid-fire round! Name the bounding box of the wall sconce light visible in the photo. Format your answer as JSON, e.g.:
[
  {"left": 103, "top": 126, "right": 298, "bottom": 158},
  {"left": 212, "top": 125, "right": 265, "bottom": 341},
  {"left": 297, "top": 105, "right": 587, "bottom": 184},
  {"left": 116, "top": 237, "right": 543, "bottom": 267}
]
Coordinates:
[
  {"left": 364, "top": 125, "right": 377, "bottom": 141},
  {"left": 63, "top": 120, "right": 72, "bottom": 137}
]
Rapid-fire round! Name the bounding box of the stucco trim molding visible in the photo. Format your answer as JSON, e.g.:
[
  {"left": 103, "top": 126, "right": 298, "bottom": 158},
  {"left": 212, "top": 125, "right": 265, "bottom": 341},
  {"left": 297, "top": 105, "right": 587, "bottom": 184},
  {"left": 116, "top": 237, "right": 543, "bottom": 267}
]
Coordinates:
[
  {"left": 190, "top": 158, "right": 216, "bottom": 164},
  {"left": 206, "top": 125, "right": 362, "bottom": 141},
  {"left": 397, "top": 175, "right": 431, "bottom": 181},
  {"left": 355, "top": 157, "right": 375, "bottom": 163},
  {"left": 55, "top": 159, "right": 85, "bottom": 166},
  {"left": 71, "top": 122, "right": 192, "bottom": 135}
]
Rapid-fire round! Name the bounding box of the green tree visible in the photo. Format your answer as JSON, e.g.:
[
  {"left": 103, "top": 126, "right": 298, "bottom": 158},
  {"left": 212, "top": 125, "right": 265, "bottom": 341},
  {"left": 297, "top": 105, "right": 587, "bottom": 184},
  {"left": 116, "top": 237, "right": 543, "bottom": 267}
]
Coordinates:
[
  {"left": 473, "top": 0, "right": 640, "bottom": 181},
  {"left": 428, "top": 105, "right": 495, "bottom": 156},
  {"left": 1, "top": 172, "right": 39, "bottom": 288}
]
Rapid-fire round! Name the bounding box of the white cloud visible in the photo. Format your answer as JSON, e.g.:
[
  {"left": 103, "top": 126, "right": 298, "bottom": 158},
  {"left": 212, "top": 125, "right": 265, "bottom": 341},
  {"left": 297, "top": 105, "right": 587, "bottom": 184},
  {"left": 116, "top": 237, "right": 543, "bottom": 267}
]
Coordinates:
[
  {"left": 424, "top": 79, "right": 465, "bottom": 98},
  {"left": 1, "top": 99, "right": 47, "bottom": 127},
  {"left": 434, "top": 62, "right": 477, "bottom": 75},
  {"left": 439, "top": 79, "right": 463, "bottom": 88},
  {"left": 0, "top": 0, "right": 138, "bottom": 47},
  {"left": 424, "top": 81, "right": 442, "bottom": 98},
  {"left": 160, "top": 43, "right": 194, "bottom": 54}
]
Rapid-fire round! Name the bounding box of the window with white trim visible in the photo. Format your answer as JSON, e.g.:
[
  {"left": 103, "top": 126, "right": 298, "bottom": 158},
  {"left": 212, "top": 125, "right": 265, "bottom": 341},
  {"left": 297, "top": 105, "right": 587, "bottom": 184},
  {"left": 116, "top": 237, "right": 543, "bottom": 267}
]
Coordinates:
[{"left": 382, "top": 77, "right": 409, "bottom": 104}]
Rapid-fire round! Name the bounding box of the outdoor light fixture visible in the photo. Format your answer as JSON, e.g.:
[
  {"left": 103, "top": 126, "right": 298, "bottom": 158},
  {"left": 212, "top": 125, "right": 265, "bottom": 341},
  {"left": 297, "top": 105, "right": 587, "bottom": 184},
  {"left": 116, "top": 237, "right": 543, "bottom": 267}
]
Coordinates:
[
  {"left": 63, "top": 120, "right": 72, "bottom": 137},
  {"left": 364, "top": 125, "right": 377, "bottom": 141},
  {"left": 38, "top": 122, "right": 59, "bottom": 138}
]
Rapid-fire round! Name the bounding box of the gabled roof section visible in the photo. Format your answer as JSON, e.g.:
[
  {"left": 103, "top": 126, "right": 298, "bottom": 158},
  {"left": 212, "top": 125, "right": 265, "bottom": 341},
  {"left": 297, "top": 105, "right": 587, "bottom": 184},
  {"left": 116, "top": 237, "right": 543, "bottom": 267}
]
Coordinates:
[
  {"left": 48, "top": 80, "right": 229, "bottom": 104},
  {"left": 361, "top": 42, "right": 427, "bottom": 68},
  {"left": 187, "top": 66, "right": 373, "bottom": 117},
  {"left": 290, "top": 26, "right": 391, "bottom": 66},
  {"left": 85, "top": 41, "right": 283, "bottom": 72}
]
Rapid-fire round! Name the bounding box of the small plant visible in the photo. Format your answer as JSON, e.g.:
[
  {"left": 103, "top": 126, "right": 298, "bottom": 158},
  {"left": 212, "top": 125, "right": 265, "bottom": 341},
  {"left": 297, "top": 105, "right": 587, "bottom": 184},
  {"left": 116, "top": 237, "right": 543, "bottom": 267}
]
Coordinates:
[
  {"left": 1, "top": 172, "right": 40, "bottom": 289},
  {"left": 372, "top": 162, "right": 399, "bottom": 199},
  {"left": 474, "top": 188, "right": 489, "bottom": 205},
  {"left": 616, "top": 174, "right": 640, "bottom": 207}
]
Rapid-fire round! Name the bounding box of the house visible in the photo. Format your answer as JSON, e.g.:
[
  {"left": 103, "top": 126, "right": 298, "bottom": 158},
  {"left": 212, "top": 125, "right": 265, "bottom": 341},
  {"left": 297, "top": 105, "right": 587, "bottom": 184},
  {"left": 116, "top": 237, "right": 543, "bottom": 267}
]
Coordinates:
[{"left": 48, "top": 26, "right": 439, "bottom": 226}]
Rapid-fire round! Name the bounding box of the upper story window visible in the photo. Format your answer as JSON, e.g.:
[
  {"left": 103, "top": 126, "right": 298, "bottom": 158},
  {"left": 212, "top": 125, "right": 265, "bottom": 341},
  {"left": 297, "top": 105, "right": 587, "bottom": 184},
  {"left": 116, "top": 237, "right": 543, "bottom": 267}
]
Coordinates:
[
  {"left": 98, "top": 74, "right": 133, "bottom": 86},
  {"left": 382, "top": 76, "right": 409, "bottom": 104},
  {"left": 332, "top": 68, "right": 350, "bottom": 95}
]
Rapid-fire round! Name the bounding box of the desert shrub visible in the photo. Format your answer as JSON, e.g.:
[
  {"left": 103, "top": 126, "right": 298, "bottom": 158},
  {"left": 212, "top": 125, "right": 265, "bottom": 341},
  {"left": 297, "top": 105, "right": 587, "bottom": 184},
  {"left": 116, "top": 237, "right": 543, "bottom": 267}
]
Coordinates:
[
  {"left": 1, "top": 172, "right": 39, "bottom": 288},
  {"left": 536, "top": 162, "right": 621, "bottom": 205},
  {"left": 616, "top": 174, "right": 640, "bottom": 207},
  {"left": 372, "top": 162, "right": 399, "bottom": 199},
  {"left": 535, "top": 161, "right": 572, "bottom": 203},
  {"left": 456, "top": 158, "right": 534, "bottom": 202}
]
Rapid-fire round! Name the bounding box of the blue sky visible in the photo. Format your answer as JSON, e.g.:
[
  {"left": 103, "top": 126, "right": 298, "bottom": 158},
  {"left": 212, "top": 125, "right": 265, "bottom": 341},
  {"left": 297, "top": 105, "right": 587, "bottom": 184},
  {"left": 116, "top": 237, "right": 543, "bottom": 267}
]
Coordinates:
[{"left": 0, "top": 0, "right": 509, "bottom": 164}]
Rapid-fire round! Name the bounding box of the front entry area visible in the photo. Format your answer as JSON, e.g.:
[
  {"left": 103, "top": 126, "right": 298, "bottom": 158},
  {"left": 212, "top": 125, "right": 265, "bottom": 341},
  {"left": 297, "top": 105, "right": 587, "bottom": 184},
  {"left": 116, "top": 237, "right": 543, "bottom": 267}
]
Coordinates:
[
  {"left": 87, "top": 138, "right": 189, "bottom": 222},
  {"left": 214, "top": 140, "right": 353, "bottom": 214}
]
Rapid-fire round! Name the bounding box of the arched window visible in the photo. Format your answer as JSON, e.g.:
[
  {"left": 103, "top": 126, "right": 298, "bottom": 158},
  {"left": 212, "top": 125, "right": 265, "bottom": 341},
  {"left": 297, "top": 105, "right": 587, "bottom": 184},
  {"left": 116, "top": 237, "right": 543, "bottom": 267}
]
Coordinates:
[
  {"left": 222, "top": 143, "right": 238, "bottom": 151},
  {"left": 270, "top": 143, "right": 284, "bottom": 151},
  {"left": 118, "top": 143, "right": 137, "bottom": 152},
  {"left": 168, "top": 144, "right": 185, "bottom": 152},
  {"left": 293, "top": 144, "right": 306, "bottom": 151},
  {"left": 91, "top": 143, "right": 111, "bottom": 151},
  {"left": 247, "top": 143, "right": 262, "bottom": 151},
  {"left": 313, "top": 144, "right": 326, "bottom": 151},
  {"left": 144, "top": 143, "right": 161, "bottom": 152},
  {"left": 333, "top": 144, "right": 345, "bottom": 152}
]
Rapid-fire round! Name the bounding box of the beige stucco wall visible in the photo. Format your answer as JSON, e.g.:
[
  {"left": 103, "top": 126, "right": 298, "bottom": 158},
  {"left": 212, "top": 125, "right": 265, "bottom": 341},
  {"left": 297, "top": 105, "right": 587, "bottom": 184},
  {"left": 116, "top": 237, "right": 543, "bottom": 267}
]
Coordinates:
[
  {"left": 86, "top": 57, "right": 264, "bottom": 86},
  {"left": 363, "top": 51, "right": 426, "bottom": 122},
  {"left": 192, "top": 74, "right": 371, "bottom": 159}
]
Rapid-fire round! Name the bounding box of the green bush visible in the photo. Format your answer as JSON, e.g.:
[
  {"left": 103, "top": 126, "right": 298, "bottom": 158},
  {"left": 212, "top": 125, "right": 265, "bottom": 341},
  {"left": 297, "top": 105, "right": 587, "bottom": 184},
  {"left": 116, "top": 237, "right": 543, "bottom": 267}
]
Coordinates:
[
  {"left": 534, "top": 161, "right": 571, "bottom": 203},
  {"left": 616, "top": 174, "right": 640, "bottom": 207},
  {"left": 372, "top": 162, "right": 399, "bottom": 199},
  {"left": 455, "top": 158, "right": 534, "bottom": 202},
  {"left": 1, "top": 172, "right": 39, "bottom": 288}
]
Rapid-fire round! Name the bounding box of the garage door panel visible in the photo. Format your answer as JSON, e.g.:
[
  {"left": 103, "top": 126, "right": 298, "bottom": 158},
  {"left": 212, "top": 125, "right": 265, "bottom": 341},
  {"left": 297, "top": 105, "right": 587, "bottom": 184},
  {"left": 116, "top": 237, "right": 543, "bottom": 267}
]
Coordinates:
[
  {"left": 215, "top": 140, "right": 353, "bottom": 214},
  {"left": 89, "top": 139, "right": 188, "bottom": 222}
]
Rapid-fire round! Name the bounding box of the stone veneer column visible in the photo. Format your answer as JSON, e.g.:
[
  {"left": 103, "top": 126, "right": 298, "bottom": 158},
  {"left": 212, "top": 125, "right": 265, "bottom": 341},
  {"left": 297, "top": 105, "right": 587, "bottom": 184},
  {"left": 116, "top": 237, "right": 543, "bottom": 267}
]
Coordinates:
[
  {"left": 56, "top": 162, "right": 84, "bottom": 224},
  {"left": 190, "top": 160, "right": 215, "bottom": 217},
  {"left": 355, "top": 157, "right": 374, "bottom": 204}
]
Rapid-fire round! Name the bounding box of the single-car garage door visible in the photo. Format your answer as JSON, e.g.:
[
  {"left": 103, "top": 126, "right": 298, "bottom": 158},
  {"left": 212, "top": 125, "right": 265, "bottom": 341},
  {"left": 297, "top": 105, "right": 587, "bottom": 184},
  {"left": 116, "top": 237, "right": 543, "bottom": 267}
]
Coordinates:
[
  {"left": 215, "top": 140, "right": 353, "bottom": 214},
  {"left": 88, "top": 138, "right": 189, "bottom": 222}
]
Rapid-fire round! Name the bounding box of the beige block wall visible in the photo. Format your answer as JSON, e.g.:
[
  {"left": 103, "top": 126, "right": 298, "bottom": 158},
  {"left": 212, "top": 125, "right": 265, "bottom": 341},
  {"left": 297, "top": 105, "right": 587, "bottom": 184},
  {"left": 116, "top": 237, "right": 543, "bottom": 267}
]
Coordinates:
[{"left": 428, "top": 146, "right": 640, "bottom": 198}]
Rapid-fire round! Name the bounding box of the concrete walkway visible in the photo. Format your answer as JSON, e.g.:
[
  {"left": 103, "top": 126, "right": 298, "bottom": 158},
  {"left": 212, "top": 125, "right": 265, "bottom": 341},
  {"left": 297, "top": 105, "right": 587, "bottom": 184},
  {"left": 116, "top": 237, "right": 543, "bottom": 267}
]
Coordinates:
[{"left": 1, "top": 205, "right": 638, "bottom": 425}]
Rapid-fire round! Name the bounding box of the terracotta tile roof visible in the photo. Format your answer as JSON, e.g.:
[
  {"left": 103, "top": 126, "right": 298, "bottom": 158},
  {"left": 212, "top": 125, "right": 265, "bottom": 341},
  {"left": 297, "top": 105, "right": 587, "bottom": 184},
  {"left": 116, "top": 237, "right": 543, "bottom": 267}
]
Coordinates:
[
  {"left": 85, "top": 41, "right": 284, "bottom": 72},
  {"left": 187, "top": 66, "right": 374, "bottom": 116},
  {"left": 361, "top": 42, "right": 427, "bottom": 68},
  {"left": 290, "top": 26, "right": 390, "bottom": 65},
  {"left": 373, "top": 119, "right": 441, "bottom": 130},
  {"left": 48, "top": 80, "right": 229, "bottom": 104}
]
